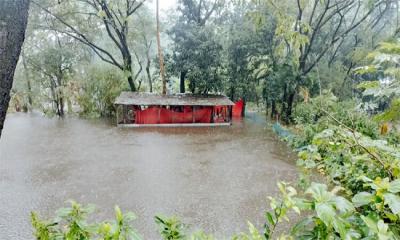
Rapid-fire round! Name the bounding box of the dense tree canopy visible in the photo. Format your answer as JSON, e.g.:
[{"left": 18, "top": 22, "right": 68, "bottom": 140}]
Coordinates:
[{"left": 6, "top": 0, "right": 400, "bottom": 121}]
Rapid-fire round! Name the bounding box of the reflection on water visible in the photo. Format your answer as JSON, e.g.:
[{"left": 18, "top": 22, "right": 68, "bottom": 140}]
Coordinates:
[{"left": 0, "top": 112, "right": 297, "bottom": 239}]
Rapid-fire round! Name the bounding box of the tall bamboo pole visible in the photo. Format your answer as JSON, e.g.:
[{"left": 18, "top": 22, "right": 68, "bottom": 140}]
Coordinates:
[{"left": 156, "top": 0, "right": 166, "bottom": 94}]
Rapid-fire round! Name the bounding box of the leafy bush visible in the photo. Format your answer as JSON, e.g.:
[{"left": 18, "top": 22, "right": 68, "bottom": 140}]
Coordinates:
[
  {"left": 31, "top": 201, "right": 141, "bottom": 240},
  {"left": 375, "top": 98, "right": 400, "bottom": 123},
  {"left": 256, "top": 121, "right": 400, "bottom": 239},
  {"left": 292, "top": 93, "right": 379, "bottom": 148},
  {"left": 271, "top": 91, "right": 400, "bottom": 239},
  {"left": 31, "top": 202, "right": 259, "bottom": 240},
  {"left": 78, "top": 66, "right": 129, "bottom": 118},
  {"left": 260, "top": 181, "right": 400, "bottom": 239},
  {"left": 155, "top": 216, "right": 186, "bottom": 240}
]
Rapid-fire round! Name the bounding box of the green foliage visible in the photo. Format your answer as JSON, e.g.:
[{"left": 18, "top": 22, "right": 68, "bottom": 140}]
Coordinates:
[
  {"left": 267, "top": 90, "right": 400, "bottom": 239},
  {"left": 31, "top": 212, "right": 56, "bottom": 240},
  {"left": 31, "top": 201, "right": 141, "bottom": 240},
  {"left": 356, "top": 80, "right": 380, "bottom": 90},
  {"left": 262, "top": 181, "right": 400, "bottom": 239},
  {"left": 167, "top": 0, "right": 225, "bottom": 94},
  {"left": 78, "top": 66, "right": 128, "bottom": 118},
  {"left": 292, "top": 92, "right": 379, "bottom": 148},
  {"left": 354, "top": 40, "right": 400, "bottom": 114},
  {"left": 375, "top": 98, "right": 400, "bottom": 122},
  {"left": 155, "top": 216, "right": 186, "bottom": 240}
]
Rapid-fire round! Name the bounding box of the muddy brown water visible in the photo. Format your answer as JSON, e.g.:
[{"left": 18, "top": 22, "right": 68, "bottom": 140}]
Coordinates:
[{"left": 0, "top": 112, "right": 298, "bottom": 239}]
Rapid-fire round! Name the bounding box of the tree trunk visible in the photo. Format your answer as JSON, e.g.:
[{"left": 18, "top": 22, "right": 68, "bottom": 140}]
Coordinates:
[
  {"left": 281, "top": 83, "right": 287, "bottom": 121},
  {"left": 0, "top": 0, "right": 30, "bottom": 138},
  {"left": 49, "top": 79, "right": 59, "bottom": 115},
  {"left": 59, "top": 96, "right": 64, "bottom": 117},
  {"left": 123, "top": 50, "right": 136, "bottom": 92},
  {"left": 124, "top": 58, "right": 136, "bottom": 92},
  {"left": 180, "top": 71, "right": 186, "bottom": 93},
  {"left": 229, "top": 86, "right": 235, "bottom": 100},
  {"left": 241, "top": 98, "right": 246, "bottom": 117},
  {"left": 146, "top": 61, "right": 152, "bottom": 93},
  {"left": 127, "top": 75, "right": 136, "bottom": 92},
  {"left": 271, "top": 100, "right": 276, "bottom": 120},
  {"left": 56, "top": 75, "right": 64, "bottom": 117},
  {"left": 21, "top": 50, "right": 33, "bottom": 108},
  {"left": 156, "top": 0, "right": 166, "bottom": 94},
  {"left": 285, "top": 91, "right": 295, "bottom": 123},
  {"left": 145, "top": 45, "right": 153, "bottom": 93}
]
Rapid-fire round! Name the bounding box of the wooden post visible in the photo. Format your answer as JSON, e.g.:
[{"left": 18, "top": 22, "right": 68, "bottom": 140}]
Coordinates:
[
  {"left": 122, "top": 105, "right": 126, "bottom": 124},
  {"left": 192, "top": 106, "right": 195, "bottom": 123},
  {"left": 158, "top": 106, "right": 161, "bottom": 124},
  {"left": 116, "top": 105, "right": 119, "bottom": 125},
  {"left": 229, "top": 106, "right": 232, "bottom": 123},
  {"left": 211, "top": 107, "right": 214, "bottom": 123}
]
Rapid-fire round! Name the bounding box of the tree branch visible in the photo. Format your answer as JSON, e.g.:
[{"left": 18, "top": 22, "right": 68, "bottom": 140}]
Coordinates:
[{"left": 32, "top": 0, "right": 123, "bottom": 69}]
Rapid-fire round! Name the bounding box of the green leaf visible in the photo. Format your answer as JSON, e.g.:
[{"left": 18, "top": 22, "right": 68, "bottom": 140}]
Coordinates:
[
  {"left": 332, "top": 217, "right": 347, "bottom": 239},
  {"left": 361, "top": 215, "right": 379, "bottom": 233},
  {"left": 305, "top": 183, "right": 329, "bottom": 202},
  {"left": 315, "top": 203, "right": 336, "bottom": 226},
  {"left": 352, "top": 192, "right": 374, "bottom": 207},
  {"left": 247, "top": 221, "right": 263, "bottom": 240},
  {"left": 290, "top": 217, "right": 313, "bottom": 236},
  {"left": 334, "top": 196, "right": 354, "bottom": 213},
  {"left": 388, "top": 179, "right": 400, "bottom": 193},
  {"left": 115, "top": 205, "right": 123, "bottom": 222},
  {"left": 265, "top": 212, "right": 275, "bottom": 226},
  {"left": 383, "top": 193, "right": 400, "bottom": 214}
]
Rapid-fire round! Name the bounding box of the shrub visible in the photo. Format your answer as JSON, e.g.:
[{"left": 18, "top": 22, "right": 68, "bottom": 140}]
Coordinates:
[
  {"left": 78, "top": 66, "right": 129, "bottom": 118},
  {"left": 31, "top": 201, "right": 141, "bottom": 240}
]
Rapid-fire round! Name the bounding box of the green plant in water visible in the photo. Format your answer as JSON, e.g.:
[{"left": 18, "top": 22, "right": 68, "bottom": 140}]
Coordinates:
[
  {"left": 31, "top": 201, "right": 141, "bottom": 240},
  {"left": 155, "top": 215, "right": 186, "bottom": 240}
]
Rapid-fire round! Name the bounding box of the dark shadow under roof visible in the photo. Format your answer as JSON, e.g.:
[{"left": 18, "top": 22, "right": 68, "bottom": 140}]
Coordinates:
[{"left": 114, "top": 92, "right": 234, "bottom": 106}]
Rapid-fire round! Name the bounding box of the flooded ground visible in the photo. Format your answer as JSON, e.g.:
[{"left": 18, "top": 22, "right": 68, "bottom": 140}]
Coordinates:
[{"left": 0, "top": 112, "right": 298, "bottom": 239}]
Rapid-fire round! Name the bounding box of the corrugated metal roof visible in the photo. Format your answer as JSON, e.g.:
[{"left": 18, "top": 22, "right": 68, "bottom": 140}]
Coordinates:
[{"left": 114, "top": 92, "right": 234, "bottom": 106}]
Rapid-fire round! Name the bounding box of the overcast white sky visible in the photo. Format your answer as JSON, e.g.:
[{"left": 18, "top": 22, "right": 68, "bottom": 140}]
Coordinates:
[{"left": 159, "top": 0, "right": 177, "bottom": 11}]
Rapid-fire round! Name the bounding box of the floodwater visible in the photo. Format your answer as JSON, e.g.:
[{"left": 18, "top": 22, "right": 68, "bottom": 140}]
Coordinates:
[{"left": 0, "top": 112, "right": 298, "bottom": 239}]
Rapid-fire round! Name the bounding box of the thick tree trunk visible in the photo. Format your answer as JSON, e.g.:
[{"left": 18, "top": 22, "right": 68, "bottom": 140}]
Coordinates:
[
  {"left": 0, "top": 0, "right": 30, "bottom": 138},
  {"left": 285, "top": 91, "right": 295, "bottom": 123},
  {"left": 59, "top": 97, "right": 64, "bottom": 117},
  {"left": 127, "top": 75, "right": 136, "bottom": 92},
  {"left": 271, "top": 100, "right": 277, "bottom": 120},
  {"left": 281, "top": 83, "right": 287, "bottom": 121},
  {"left": 265, "top": 96, "right": 269, "bottom": 117},
  {"left": 125, "top": 60, "right": 136, "bottom": 92},
  {"left": 179, "top": 71, "right": 186, "bottom": 93}
]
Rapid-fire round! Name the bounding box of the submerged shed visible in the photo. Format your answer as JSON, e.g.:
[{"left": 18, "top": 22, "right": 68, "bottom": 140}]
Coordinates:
[{"left": 114, "top": 92, "right": 235, "bottom": 127}]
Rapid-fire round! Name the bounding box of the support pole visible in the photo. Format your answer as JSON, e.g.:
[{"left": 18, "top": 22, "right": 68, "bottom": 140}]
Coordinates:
[
  {"left": 229, "top": 106, "right": 232, "bottom": 123},
  {"left": 192, "top": 106, "right": 195, "bottom": 123}
]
